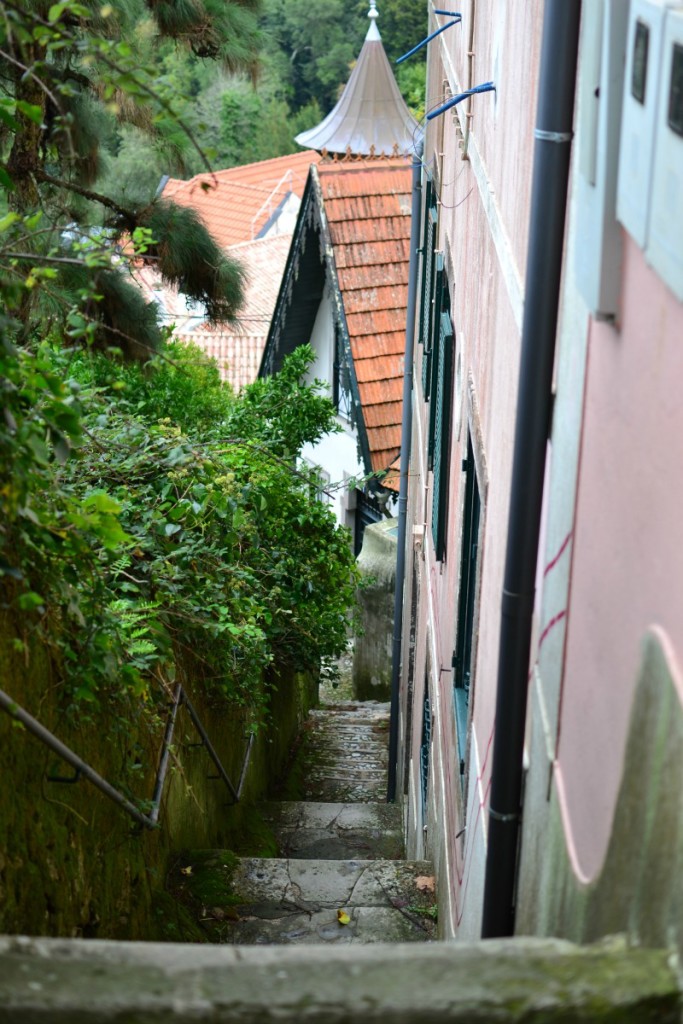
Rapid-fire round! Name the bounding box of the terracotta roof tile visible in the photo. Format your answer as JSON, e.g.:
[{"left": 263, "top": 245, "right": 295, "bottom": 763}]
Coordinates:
[
  {"left": 363, "top": 401, "right": 403, "bottom": 428},
  {"left": 353, "top": 354, "right": 404, "bottom": 383},
  {"left": 135, "top": 234, "right": 291, "bottom": 392},
  {"left": 315, "top": 159, "right": 411, "bottom": 475},
  {"left": 338, "top": 264, "right": 408, "bottom": 290},
  {"left": 351, "top": 333, "right": 406, "bottom": 358},
  {"left": 162, "top": 151, "right": 320, "bottom": 248},
  {"left": 343, "top": 285, "right": 411, "bottom": 314},
  {"left": 346, "top": 308, "right": 406, "bottom": 337},
  {"left": 334, "top": 239, "right": 410, "bottom": 269}
]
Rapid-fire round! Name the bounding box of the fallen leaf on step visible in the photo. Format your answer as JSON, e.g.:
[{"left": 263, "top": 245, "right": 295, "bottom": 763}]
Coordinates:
[
  {"left": 180, "top": 865, "right": 193, "bottom": 876},
  {"left": 337, "top": 909, "right": 351, "bottom": 925},
  {"left": 415, "top": 875, "right": 435, "bottom": 893}
]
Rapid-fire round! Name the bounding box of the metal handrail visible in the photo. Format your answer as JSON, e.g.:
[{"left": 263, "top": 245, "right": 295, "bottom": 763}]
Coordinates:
[{"left": 0, "top": 683, "right": 252, "bottom": 830}]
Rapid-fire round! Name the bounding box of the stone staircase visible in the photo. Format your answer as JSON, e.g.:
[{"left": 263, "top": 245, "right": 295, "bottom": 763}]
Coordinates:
[
  {"left": 171, "top": 699, "right": 437, "bottom": 945},
  {"left": 2, "top": 709, "right": 680, "bottom": 1021}
]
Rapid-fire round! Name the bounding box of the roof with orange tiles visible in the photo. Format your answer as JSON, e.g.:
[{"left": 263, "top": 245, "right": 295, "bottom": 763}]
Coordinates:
[
  {"left": 134, "top": 233, "right": 292, "bottom": 392},
  {"left": 318, "top": 160, "right": 411, "bottom": 479},
  {"left": 161, "top": 151, "right": 321, "bottom": 249},
  {"left": 263, "top": 157, "right": 411, "bottom": 487}
]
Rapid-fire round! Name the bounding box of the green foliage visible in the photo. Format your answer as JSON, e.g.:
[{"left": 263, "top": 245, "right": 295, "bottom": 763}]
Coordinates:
[
  {"left": 261, "top": 0, "right": 426, "bottom": 113},
  {"left": 144, "top": 202, "right": 245, "bottom": 324},
  {"left": 0, "top": 0, "right": 259, "bottom": 358},
  {"left": 1, "top": 339, "right": 360, "bottom": 726}
]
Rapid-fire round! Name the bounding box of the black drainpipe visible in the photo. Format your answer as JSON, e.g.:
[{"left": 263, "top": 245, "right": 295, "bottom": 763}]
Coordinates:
[
  {"left": 388, "top": 141, "right": 423, "bottom": 802},
  {"left": 481, "top": 0, "right": 582, "bottom": 937}
]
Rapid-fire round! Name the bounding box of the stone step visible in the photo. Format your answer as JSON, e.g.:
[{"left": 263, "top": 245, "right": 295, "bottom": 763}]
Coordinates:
[
  {"left": 292, "top": 702, "right": 390, "bottom": 803},
  {"left": 301, "top": 774, "right": 388, "bottom": 803},
  {"left": 260, "top": 801, "right": 404, "bottom": 860},
  {"left": 172, "top": 854, "right": 436, "bottom": 945},
  {"left": 5, "top": 935, "right": 677, "bottom": 1022}
]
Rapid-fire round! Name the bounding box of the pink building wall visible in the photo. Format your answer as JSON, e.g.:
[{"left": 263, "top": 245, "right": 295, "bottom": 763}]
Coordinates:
[
  {"left": 401, "top": 0, "right": 543, "bottom": 939},
  {"left": 402, "top": 0, "right": 683, "bottom": 948},
  {"left": 554, "top": 234, "right": 683, "bottom": 882}
]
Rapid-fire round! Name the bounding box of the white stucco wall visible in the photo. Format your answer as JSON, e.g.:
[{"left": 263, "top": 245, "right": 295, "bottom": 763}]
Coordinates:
[{"left": 300, "top": 288, "right": 365, "bottom": 536}]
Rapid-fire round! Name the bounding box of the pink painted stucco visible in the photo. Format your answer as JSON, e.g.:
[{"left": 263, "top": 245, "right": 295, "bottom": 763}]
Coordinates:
[
  {"left": 401, "top": 0, "right": 544, "bottom": 938},
  {"left": 556, "top": 232, "right": 683, "bottom": 881}
]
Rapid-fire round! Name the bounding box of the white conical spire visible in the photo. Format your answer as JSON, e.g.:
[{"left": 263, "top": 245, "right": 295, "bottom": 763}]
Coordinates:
[{"left": 294, "top": 0, "right": 419, "bottom": 157}]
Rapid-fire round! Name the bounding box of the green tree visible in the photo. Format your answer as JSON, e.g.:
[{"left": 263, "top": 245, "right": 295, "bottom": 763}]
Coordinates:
[
  {"left": 261, "top": 0, "right": 426, "bottom": 114},
  {"left": 1, "top": 0, "right": 261, "bottom": 356}
]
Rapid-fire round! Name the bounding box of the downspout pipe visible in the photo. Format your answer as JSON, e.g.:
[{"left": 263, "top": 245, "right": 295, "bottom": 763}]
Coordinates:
[
  {"left": 387, "top": 140, "right": 423, "bottom": 802},
  {"left": 481, "top": 0, "right": 582, "bottom": 937}
]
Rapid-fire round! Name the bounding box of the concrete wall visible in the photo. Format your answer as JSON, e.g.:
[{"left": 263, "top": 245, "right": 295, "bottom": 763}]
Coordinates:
[
  {"left": 0, "top": 608, "right": 316, "bottom": 940},
  {"left": 353, "top": 518, "right": 397, "bottom": 702}
]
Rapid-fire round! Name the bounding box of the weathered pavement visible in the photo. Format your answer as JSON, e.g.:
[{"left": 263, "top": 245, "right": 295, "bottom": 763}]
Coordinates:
[{"left": 172, "top": 699, "right": 437, "bottom": 944}]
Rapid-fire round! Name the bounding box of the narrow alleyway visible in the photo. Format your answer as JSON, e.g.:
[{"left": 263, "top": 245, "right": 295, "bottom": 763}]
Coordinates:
[{"left": 170, "top": 693, "right": 437, "bottom": 944}]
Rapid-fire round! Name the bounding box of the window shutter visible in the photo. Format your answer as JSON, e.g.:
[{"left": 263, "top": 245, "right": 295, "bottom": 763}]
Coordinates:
[
  {"left": 422, "top": 253, "right": 445, "bottom": 398},
  {"left": 427, "top": 270, "right": 450, "bottom": 467},
  {"left": 431, "top": 311, "right": 454, "bottom": 560},
  {"left": 418, "top": 180, "right": 439, "bottom": 397}
]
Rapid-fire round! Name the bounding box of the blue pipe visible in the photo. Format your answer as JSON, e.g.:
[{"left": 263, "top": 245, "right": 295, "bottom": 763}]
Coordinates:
[
  {"left": 426, "top": 81, "right": 495, "bottom": 120},
  {"left": 396, "top": 16, "right": 461, "bottom": 65}
]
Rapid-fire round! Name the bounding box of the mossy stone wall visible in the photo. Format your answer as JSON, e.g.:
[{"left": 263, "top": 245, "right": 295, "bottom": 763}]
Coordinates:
[{"left": 0, "top": 609, "right": 316, "bottom": 940}]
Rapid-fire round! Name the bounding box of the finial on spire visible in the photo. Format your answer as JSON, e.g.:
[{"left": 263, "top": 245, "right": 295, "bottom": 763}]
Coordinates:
[{"left": 365, "top": 0, "right": 380, "bottom": 39}]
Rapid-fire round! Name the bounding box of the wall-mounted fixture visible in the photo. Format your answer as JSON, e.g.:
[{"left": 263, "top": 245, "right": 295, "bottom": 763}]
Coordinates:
[
  {"left": 426, "top": 82, "right": 496, "bottom": 121},
  {"left": 646, "top": 8, "right": 683, "bottom": 300},
  {"left": 396, "top": 10, "right": 461, "bottom": 65},
  {"left": 574, "top": 0, "right": 629, "bottom": 321}
]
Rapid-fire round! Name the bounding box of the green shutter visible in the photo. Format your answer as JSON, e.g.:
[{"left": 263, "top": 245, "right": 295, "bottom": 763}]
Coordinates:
[
  {"left": 431, "top": 311, "right": 454, "bottom": 561},
  {"left": 422, "top": 253, "right": 444, "bottom": 398},
  {"left": 418, "top": 179, "right": 438, "bottom": 399},
  {"left": 427, "top": 270, "right": 450, "bottom": 467},
  {"left": 418, "top": 179, "right": 434, "bottom": 348}
]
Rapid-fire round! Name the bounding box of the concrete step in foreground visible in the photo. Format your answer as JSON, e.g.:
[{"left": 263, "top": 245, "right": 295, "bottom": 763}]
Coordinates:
[
  {"left": 173, "top": 854, "right": 436, "bottom": 945},
  {"left": 260, "top": 801, "right": 404, "bottom": 860}
]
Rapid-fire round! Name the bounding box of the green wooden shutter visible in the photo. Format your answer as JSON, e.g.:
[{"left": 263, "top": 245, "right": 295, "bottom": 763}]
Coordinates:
[
  {"left": 431, "top": 311, "right": 454, "bottom": 560},
  {"left": 427, "top": 270, "right": 450, "bottom": 467},
  {"left": 452, "top": 434, "right": 482, "bottom": 782},
  {"left": 422, "top": 253, "right": 445, "bottom": 398},
  {"left": 418, "top": 179, "right": 434, "bottom": 347},
  {"left": 418, "top": 180, "right": 438, "bottom": 399}
]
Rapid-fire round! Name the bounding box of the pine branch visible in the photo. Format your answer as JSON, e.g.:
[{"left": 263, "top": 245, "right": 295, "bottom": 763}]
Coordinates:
[
  {"left": 4, "top": 252, "right": 99, "bottom": 267},
  {"left": 4, "top": 0, "right": 217, "bottom": 180},
  {"left": 35, "top": 169, "right": 135, "bottom": 224}
]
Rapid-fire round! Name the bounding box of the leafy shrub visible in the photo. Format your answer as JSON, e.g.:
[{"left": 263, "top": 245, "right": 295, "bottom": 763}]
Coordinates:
[{"left": 0, "top": 339, "right": 361, "bottom": 726}]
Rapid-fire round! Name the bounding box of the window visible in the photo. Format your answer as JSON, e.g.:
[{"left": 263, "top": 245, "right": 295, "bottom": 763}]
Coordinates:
[
  {"left": 668, "top": 42, "right": 683, "bottom": 137},
  {"left": 631, "top": 20, "right": 650, "bottom": 104},
  {"left": 452, "top": 433, "right": 481, "bottom": 782},
  {"left": 333, "top": 327, "right": 353, "bottom": 420},
  {"left": 430, "top": 311, "right": 455, "bottom": 561}
]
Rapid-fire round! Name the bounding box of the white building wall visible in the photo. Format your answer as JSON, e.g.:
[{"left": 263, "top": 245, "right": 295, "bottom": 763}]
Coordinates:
[{"left": 300, "top": 288, "right": 365, "bottom": 536}]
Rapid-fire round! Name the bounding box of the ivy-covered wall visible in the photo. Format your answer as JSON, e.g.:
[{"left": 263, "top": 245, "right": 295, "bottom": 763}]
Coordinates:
[{"left": 0, "top": 610, "right": 316, "bottom": 941}]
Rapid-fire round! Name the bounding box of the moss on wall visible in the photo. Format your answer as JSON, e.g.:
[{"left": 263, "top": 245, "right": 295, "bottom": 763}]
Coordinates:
[{"left": 0, "top": 609, "right": 316, "bottom": 940}]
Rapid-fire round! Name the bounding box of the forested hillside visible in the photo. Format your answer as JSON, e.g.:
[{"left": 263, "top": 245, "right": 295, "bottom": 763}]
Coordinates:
[{"left": 104, "top": 0, "right": 427, "bottom": 200}]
